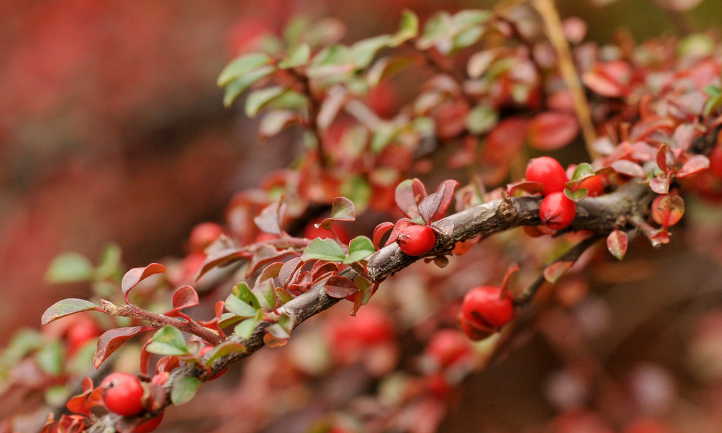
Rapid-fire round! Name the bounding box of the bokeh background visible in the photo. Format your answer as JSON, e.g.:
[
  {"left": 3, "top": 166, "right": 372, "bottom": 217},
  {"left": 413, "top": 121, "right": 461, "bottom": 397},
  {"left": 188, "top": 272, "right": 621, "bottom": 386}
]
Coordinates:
[{"left": 3, "top": 0, "right": 722, "bottom": 431}]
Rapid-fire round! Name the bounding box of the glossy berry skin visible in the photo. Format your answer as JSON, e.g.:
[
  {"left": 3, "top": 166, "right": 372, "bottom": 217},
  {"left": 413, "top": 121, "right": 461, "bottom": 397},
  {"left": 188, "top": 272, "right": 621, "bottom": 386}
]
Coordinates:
[
  {"left": 539, "top": 192, "right": 577, "bottom": 230},
  {"left": 526, "top": 156, "right": 568, "bottom": 195},
  {"left": 426, "top": 330, "right": 472, "bottom": 368},
  {"left": 133, "top": 413, "right": 164, "bottom": 433},
  {"left": 460, "top": 286, "right": 515, "bottom": 340},
  {"left": 189, "top": 222, "right": 223, "bottom": 253},
  {"left": 100, "top": 373, "right": 145, "bottom": 416},
  {"left": 397, "top": 224, "right": 436, "bottom": 256}
]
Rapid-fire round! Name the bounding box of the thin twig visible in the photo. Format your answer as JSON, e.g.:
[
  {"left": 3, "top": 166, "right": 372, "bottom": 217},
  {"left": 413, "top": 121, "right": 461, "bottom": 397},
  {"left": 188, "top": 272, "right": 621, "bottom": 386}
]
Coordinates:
[{"left": 533, "top": 0, "right": 599, "bottom": 160}]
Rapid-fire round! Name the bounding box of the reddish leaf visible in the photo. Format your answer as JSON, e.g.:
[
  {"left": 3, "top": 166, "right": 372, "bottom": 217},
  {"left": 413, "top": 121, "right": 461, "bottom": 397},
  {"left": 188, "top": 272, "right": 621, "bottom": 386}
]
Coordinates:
[
  {"left": 677, "top": 154, "right": 710, "bottom": 178},
  {"left": 65, "top": 377, "right": 103, "bottom": 416},
  {"left": 324, "top": 276, "right": 358, "bottom": 298},
  {"left": 506, "top": 180, "right": 544, "bottom": 196},
  {"left": 198, "top": 235, "right": 251, "bottom": 279},
  {"left": 93, "top": 326, "right": 148, "bottom": 368},
  {"left": 582, "top": 60, "right": 631, "bottom": 98},
  {"left": 263, "top": 324, "right": 290, "bottom": 348},
  {"left": 611, "top": 160, "right": 645, "bottom": 178},
  {"left": 606, "top": 230, "right": 628, "bottom": 260},
  {"left": 528, "top": 111, "right": 579, "bottom": 150},
  {"left": 167, "top": 285, "right": 200, "bottom": 316},
  {"left": 278, "top": 257, "right": 303, "bottom": 287},
  {"left": 652, "top": 194, "right": 685, "bottom": 227},
  {"left": 254, "top": 201, "right": 287, "bottom": 235},
  {"left": 418, "top": 179, "right": 459, "bottom": 223},
  {"left": 121, "top": 263, "right": 166, "bottom": 302},
  {"left": 656, "top": 144, "right": 671, "bottom": 173},
  {"left": 395, "top": 178, "right": 427, "bottom": 220},
  {"left": 316, "top": 197, "right": 356, "bottom": 229},
  {"left": 373, "top": 222, "right": 395, "bottom": 249}
]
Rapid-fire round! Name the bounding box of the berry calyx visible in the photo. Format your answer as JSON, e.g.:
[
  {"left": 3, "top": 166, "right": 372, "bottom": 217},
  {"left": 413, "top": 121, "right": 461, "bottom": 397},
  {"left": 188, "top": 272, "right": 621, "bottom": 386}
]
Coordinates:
[
  {"left": 426, "top": 329, "right": 473, "bottom": 368},
  {"left": 539, "top": 192, "right": 577, "bottom": 230},
  {"left": 133, "top": 413, "right": 164, "bottom": 433},
  {"left": 188, "top": 222, "right": 223, "bottom": 253},
  {"left": 460, "top": 285, "right": 515, "bottom": 340},
  {"left": 525, "top": 156, "right": 568, "bottom": 195},
  {"left": 397, "top": 224, "right": 436, "bottom": 256},
  {"left": 100, "top": 372, "right": 145, "bottom": 416}
]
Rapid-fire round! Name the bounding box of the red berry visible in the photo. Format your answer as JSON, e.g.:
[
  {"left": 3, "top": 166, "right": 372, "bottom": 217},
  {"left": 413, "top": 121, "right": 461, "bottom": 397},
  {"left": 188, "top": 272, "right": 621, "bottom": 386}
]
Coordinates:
[
  {"left": 327, "top": 306, "right": 393, "bottom": 362},
  {"left": 189, "top": 222, "right": 223, "bottom": 253},
  {"left": 100, "top": 373, "right": 145, "bottom": 416},
  {"left": 460, "top": 286, "right": 515, "bottom": 339},
  {"left": 133, "top": 413, "right": 164, "bottom": 433},
  {"left": 397, "top": 224, "right": 436, "bottom": 256},
  {"left": 526, "top": 156, "right": 568, "bottom": 195},
  {"left": 426, "top": 330, "right": 473, "bottom": 368},
  {"left": 539, "top": 192, "right": 576, "bottom": 230},
  {"left": 66, "top": 316, "right": 100, "bottom": 355}
]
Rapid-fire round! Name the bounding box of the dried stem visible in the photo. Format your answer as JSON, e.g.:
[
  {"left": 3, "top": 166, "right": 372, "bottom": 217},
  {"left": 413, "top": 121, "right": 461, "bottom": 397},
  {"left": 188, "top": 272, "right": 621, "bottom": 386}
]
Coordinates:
[{"left": 533, "top": 0, "right": 598, "bottom": 159}]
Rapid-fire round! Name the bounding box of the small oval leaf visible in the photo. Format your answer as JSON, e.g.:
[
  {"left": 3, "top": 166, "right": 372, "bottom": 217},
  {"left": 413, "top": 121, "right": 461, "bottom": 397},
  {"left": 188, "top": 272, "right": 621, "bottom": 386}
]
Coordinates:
[{"left": 41, "top": 298, "right": 98, "bottom": 326}]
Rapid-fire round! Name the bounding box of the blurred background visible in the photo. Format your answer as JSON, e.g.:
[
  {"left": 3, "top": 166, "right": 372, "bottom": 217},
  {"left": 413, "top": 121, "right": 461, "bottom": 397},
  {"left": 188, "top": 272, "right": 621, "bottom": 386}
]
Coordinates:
[{"left": 3, "top": 0, "right": 722, "bottom": 431}]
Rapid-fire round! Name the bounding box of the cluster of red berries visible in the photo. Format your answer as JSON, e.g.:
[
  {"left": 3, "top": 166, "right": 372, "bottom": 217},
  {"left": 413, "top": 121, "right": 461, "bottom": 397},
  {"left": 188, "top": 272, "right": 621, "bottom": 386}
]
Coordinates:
[
  {"left": 525, "top": 157, "right": 577, "bottom": 231},
  {"left": 100, "top": 373, "right": 163, "bottom": 432}
]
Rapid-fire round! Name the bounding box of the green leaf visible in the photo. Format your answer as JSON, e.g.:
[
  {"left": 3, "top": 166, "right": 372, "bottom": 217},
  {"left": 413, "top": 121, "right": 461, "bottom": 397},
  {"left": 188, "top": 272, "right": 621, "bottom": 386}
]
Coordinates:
[
  {"left": 232, "top": 282, "right": 260, "bottom": 309},
  {"left": 2, "top": 329, "right": 43, "bottom": 364},
  {"left": 203, "top": 340, "right": 246, "bottom": 366},
  {"left": 452, "top": 10, "right": 491, "bottom": 28},
  {"left": 452, "top": 25, "right": 483, "bottom": 50},
  {"left": 341, "top": 175, "right": 371, "bottom": 212},
  {"left": 466, "top": 104, "right": 497, "bottom": 134},
  {"left": 146, "top": 326, "right": 189, "bottom": 356},
  {"left": 570, "top": 163, "right": 595, "bottom": 182},
  {"left": 223, "top": 66, "right": 274, "bottom": 108},
  {"left": 67, "top": 339, "right": 97, "bottom": 375},
  {"left": 344, "top": 236, "right": 376, "bottom": 264},
  {"left": 245, "top": 86, "right": 285, "bottom": 117},
  {"left": 351, "top": 35, "right": 392, "bottom": 69},
  {"left": 564, "top": 187, "right": 588, "bottom": 201},
  {"left": 279, "top": 43, "right": 311, "bottom": 69},
  {"left": 225, "top": 294, "right": 257, "bottom": 318},
  {"left": 45, "top": 385, "right": 69, "bottom": 407},
  {"left": 371, "top": 124, "right": 399, "bottom": 153},
  {"left": 35, "top": 340, "right": 64, "bottom": 376},
  {"left": 418, "top": 12, "right": 452, "bottom": 50},
  {"left": 233, "top": 318, "right": 259, "bottom": 340},
  {"left": 171, "top": 376, "right": 201, "bottom": 406},
  {"left": 94, "top": 243, "right": 122, "bottom": 281},
  {"left": 390, "top": 10, "right": 419, "bottom": 46},
  {"left": 704, "top": 85, "right": 722, "bottom": 116},
  {"left": 303, "top": 238, "right": 346, "bottom": 262},
  {"left": 45, "top": 253, "right": 94, "bottom": 284},
  {"left": 41, "top": 298, "right": 98, "bottom": 326},
  {"left": 217, "top": 53, "right": 272, "bottom": 86}
]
